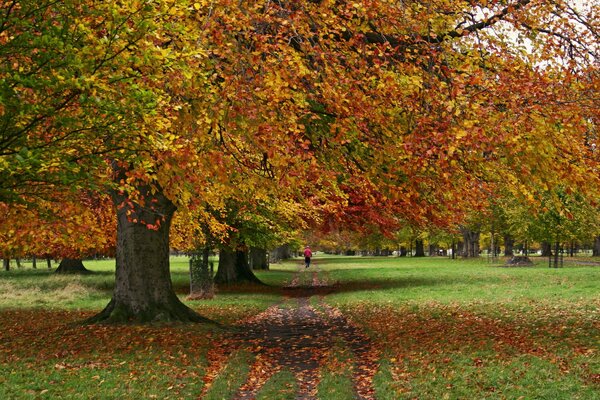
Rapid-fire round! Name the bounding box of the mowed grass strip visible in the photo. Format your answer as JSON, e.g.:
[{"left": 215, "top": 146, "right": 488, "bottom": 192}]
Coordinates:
[
  {"left": 317, "top": 342, "right": 356, "bottom": 400},
  {"left": 202, "top": 350, "right": 253, "bottom": 400},
  {"left": 255, "top": 369, "right": 297, "bottom": 400}
]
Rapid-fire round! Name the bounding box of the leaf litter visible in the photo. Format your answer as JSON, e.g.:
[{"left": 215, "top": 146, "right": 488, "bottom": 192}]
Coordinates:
[{"left": 202, "top": 264, "right": 379, "bottom": 399}]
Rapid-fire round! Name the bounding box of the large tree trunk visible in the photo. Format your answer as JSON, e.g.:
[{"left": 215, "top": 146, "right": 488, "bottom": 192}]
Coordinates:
[
  {"left": 460, "top": 227, "right": 480, "bottom": 258},
  {"left": 55, "top": 258, "right": 90, "bottom": 274},
  {"left": 414, "top": 240, "right": 425, "bottom": 257},
  {"left": 215, "top": 246, "right": 262, "bottom": 285},
  {"left": 87, "top": 186, "right": 209, "bottom": 324},
  {"left": 504, "top": 234, "right": 514, "bottom": 257},
  {"left": 249, "top": 247, "right": 269, "bottom": 270},
  {"left": 541, "top": 241, "right": 552, "bottom": 257},
  {"left": 593, "top": 236, "right": 600, "bottom": 257}
]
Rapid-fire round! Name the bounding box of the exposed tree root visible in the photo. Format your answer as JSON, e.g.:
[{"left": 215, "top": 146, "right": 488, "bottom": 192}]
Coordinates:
[{"left": 84, "top": 297, "right": 217, "bottom": 325}]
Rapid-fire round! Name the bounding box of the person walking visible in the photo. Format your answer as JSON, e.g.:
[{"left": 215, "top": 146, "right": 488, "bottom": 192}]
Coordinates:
[{"left": 303, "top": 246, "right": 313, "bottom": 268}]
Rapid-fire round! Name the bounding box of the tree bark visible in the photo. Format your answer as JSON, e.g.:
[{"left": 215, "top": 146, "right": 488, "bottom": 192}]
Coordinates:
[
  {"left": 3, "top": 259, "right": 8, "bottom": 271},
  {"left": 55, "top": 258, "right": 90, "bottom": 274},
  {"left": 32, "top": 256, "right": 37, "bottom": 269},
  {"left": 541, "top": 241, "right": 552, "bottom": 257},
  {"left": 552, "top": 241, "right": 561, "bottom": 268},
  {"left": 569, "top": 240, "right": 575, "bottom": 257},
  {"left": 189, "top": 247, "right": 214, "bottom": 299},
  {"left": 592, "top": 236, "right": 600, "bottom": 257},
  {"left": 428, "top": 243, "right": 438, "bottom": 256},
  {"left": 503, "top": 234, "right": 514, "bottom": 256},
  {"left": 460, "top": 227, "right": 480, "bottom": 258},
  {"left": 215, "top": 246, "right": 263, "bottom": 285},
  {"left": 87, "top": 186, "right": 210, "bottom": 324},
  {"left": 270, "top": 244, "right": 291, "bottom": 263},
  {"left": 414, "top": 239, "right": 425, "bottom": 257},
  {"left": 249, "top": 247, "right": 269, "bottom": 270}
]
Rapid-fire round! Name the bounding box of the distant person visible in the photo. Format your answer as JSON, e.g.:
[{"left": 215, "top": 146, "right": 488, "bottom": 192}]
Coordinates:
[{"left": 303, "top": 246, "right": 313, "bottom": 268}]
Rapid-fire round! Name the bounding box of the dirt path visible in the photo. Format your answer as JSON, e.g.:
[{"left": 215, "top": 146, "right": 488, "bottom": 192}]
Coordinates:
[{"left": 205, "top": 264, "right": 379, "bottom": 399}]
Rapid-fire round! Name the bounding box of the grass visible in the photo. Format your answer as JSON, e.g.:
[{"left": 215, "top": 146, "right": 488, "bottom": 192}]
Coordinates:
[
  {"left": 0, "top": 351, "right": 207, "bottom": 399},
  {"left": 317, "top": 341, "right": 356, "bottom": 399},
  {"left": 203, "top": 351, "right": 253, "bottom": 400},
  {"left": 0, "top": 254, "right": 598, "bottom": 398},
  {"left": 255, "top": 369, "right": 297, "bottom": 400}
]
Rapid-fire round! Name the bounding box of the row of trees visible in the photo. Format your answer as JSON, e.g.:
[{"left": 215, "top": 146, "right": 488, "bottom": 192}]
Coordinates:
[
  {"left": 312, "top": 187, "right": 600, "bottom": 258},
  {"left": 1, "top": 0, "right": 598, "bottom": 322}
]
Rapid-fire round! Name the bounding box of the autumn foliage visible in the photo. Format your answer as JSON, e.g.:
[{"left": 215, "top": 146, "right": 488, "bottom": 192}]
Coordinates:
[{"left": 0, "top": 0, "right": 598, "bottom": 320}]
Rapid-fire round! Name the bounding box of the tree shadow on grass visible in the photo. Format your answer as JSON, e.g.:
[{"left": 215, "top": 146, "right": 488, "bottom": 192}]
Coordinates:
[
  {"left": 183, "top": 276, "right": 456, "bottom": 297},
  {"left": 0, "top": 268, "right": 116, "bottom": 278},
  {"left": 196, "top": 266, "right": 521, "bottom": 298}
]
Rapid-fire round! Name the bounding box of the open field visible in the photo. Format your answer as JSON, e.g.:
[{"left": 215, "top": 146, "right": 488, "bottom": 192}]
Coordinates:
[{"left": 0, "top": 255, "right": 598, "bottom": 399}]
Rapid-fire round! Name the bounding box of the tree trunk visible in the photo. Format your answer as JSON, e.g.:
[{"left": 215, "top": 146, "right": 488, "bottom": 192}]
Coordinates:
[
  {"left": 249, "top": 247, "right": 269, "bottom": 270},
  {"left": 270, "top": 244, "right": 291, "bottom": 263},
  {"left": 552, "top": 241, "right": 561, "bottom": 268},
  {"left": 215, "top": 247, "right": 236, "bottom": 283},
  {"left": 399, "top": 246, "right": 407, "bottom": 257},
  {"left": 414, "top": 240, "right": 425, "bottom": 257},
  {"left": 3, "top": 259, "right": 8, "bottom": 271},
  {"left": 569, "top": 240, "right": 575, "bottom": 257},
  {"left": 87, "top": 186, "right": 209, "bottom": 324},
  {"left": 15, "top": 258, "right": 22, "bottom": 268},
  {"left": 215, "top": 246, "right": 263, "bottom": 285},
  {"left": 541, "top": 241, "right": 552, "bottom": 257},
  {"left": 32, "top": 256, "right": 37, "bottom": 269},
  {"left": 593, "top": 236, "right": 600, "bottom": 257},
  {"left": 428, "top": 243, "right": 438, "bottom": 256},
  {"left": 504, "top": 234, "right": 514, "bottom": 256},
  {"left": 189, "top": 247, "right": 214, "bottom": 299},
  {"left": 46, "top": 256, "right": 52, "bottom": 269},
  {"left": 55, "top": 258, "right": 90, "bottom": 274},
  {"left": 460, "top": 227, "right": 480, "bottom": 258}
]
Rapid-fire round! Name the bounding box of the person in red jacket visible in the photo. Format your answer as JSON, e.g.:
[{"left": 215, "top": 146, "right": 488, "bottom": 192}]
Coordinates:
[{"left": 303, "top": 246, "right": 313, "bottom": 268}]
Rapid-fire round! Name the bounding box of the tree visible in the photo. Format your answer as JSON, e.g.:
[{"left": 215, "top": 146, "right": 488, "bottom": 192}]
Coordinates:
[
  {"left": 0, "top": 192, "right": 115, "bottom": 270},
  {"left": 55, "top": 258, "right": 90, "bottom": 274},
  {"left": 3, "top": 0, "right": 599, "bottom": 323},
  {"left": 593, "top": 236, "right": 600, "bottom": 257},
  {"left": 460, "top": 226, "right": 481, "bottom": 258},
  {"left": 249, "top": 247, "right": 269, "bottom": 271}
]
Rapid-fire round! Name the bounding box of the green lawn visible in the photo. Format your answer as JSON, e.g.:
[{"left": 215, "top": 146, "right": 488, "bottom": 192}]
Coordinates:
[{"left": 0, "top": 255, "right": 598, "bottom": 399}]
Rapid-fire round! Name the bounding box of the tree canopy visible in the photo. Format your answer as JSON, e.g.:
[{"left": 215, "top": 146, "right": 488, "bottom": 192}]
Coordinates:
[{"left": 1, "top": 0, "right": 598, "bottom": 321}]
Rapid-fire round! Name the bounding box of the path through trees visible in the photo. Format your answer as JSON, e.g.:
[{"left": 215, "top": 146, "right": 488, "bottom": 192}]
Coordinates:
[{"left": 202, "top": 265, "right": 379, "bottom": 399}]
